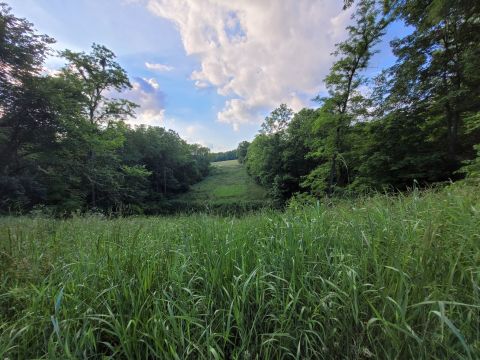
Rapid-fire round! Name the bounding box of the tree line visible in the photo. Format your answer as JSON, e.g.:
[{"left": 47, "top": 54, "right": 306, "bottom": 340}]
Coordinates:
[
  {"left": 0, "top": 3, "right": 210, "bottom": 214},
  {"left": 241, "top": 0, "right": 480, "bottom": 206},
  {"left": 208, "top": 149, "right": 237, "bottom": 162}
]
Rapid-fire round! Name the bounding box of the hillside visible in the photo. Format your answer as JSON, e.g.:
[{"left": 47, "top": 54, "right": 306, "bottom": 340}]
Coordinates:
[{"left": 174, "top": 160, "right": 270, "bottom": 212}]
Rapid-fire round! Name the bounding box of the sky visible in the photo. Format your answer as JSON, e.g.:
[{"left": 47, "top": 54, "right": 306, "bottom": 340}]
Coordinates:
[{"left": 7, "top": 0, "right": 407, "bottom": 152}]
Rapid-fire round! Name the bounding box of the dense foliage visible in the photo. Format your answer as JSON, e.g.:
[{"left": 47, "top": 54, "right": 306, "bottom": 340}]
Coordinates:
[
  {"left": 0, "top": 4, "right": 209, "bottom": 214},
  {"left": 1, "top": 184, "right": 479, "bottom": 358},
  {"left": 244, "top": 0, "right": 480, "bottom": 204},
  {"left": 208, "top": 149, "right": 237, "bottom": 162},
  {"left": 236, "top": 141, "right": 250, "bottom": 164}
]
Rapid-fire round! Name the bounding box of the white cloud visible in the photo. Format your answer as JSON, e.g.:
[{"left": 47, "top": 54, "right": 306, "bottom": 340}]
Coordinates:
[
  {"left": 145, "top": 62, "right": 174, "bottom": 72},
  {"left": 167, "top": 121, "right": 212, "bottom": 148},
  {"left": 122, "top": 0, "right": 146, "bottom": 5},
  {"left": 122, "top": 77, "right": 166, "bottom": 126},
  {"left": 146, "top": 0, "right": 352, "bottom": 129},
  {"left": 41, "top": 65, "right": 61, "bottom": 77},
  {"left": 131, "top": 108, "right": 166, "bottom": 127},
  {"left": 183, "top": 124, "right": 209, "bottom": 147}
]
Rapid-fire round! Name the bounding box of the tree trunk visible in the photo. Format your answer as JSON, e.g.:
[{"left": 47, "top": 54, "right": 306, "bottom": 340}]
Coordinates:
[
  {"left": 163, "top": 167, "right": 167, "bottom": 194},
  {"left": 328, "top": 125, "right": 341, "bottom": 196},
  {"left": 328, "top": 152, "right": 337, "bottom": 196}
]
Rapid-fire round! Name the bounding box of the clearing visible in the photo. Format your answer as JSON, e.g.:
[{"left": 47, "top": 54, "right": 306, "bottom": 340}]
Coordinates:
[{"left": 176, "top": 160, "right": 269, "bottom": 206}]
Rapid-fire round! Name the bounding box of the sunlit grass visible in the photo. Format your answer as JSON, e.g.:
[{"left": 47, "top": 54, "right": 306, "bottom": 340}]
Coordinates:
[
  {"left": 178, "top": 160, "right": 268, "bottom": 203},
  {"left": 1, "top": 184, "right": 479, "bottom": 358}
]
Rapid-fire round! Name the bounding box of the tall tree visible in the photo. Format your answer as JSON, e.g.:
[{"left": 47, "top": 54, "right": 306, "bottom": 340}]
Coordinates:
[
  {"left": 260, "top": 103, "right": 293, "bottom": 135},
  {"left": 60, "top": 44, "right": 138, "bottom": 207},
  {"left": 236, "top": 141, "right": 250, "bottom": 164},
  {"left": 0, "top": 4, "right": 56, "bottom": 211},
  {"left": 306, "top": 0, "right": 389, "bottom": 195},
  {"left": 0, "top": 2, "right": 54, "bottom": 108},
  {"left": 386, "top": 0, "right": 480, "bottom": 176},
  {"left": 246, "top": 105, "right": 294, "bottom": 205}
]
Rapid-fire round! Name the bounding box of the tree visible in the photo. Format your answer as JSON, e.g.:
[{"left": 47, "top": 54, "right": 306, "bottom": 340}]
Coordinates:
[
  {"left": 306, "top": 0, "right": 389, "bottom": 195},
  {"left": 348, "top": 111, "right": 443, "bottom": 191},
  {"left": 0, "top": 3, "right": 55, "bottom": 173},
  {"left": 119, "top": 125, "right": 210, "bottom": 213},
  {"left": 60, "top": 44, "right": 138, "bottom": 207},
  {"left": 60, "top": 44, "right": 137, "bottom": 124},
  {"left": 0, "top": 3, "right": 54, "bottom": 110},
  {"left": 260, "top": 104, "right": 293, "bottom": 135},
  {"left": 246, "top": 105, "right": 294, "bottom": 204},
  {"left": 245, "top": 134, "right": 277, "bottom": 186},
  {"left": 384, "top": 0, "right": 480, "bottom": 178},
  {"left": 0, "top": 4, "right": 56, "bottom": 211},
  {"left": 236, "top": 141, "right": 250, "bottom": 163},
  {"left": 247, "top": 105, "right": 293, "bottom": 185},
  {"left": 209, "top": 149, "right": 237, "bottom": 162},
  {"left": 282, "top": 108, "right": 318, "bottom": 194}
]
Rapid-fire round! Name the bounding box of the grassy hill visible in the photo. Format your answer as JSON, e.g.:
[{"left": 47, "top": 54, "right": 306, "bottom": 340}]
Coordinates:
[
  {"left": 1, "top": 184, "right": 479, "bottom": 358},
  {"left": 173, "top": 160, "right": 270, "bottom": 212}
]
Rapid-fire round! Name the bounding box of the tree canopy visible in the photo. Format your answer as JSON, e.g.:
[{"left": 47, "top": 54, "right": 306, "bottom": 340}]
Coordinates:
[
  {"left": 0, "top": 5, "right": 210, "bottom": 214},
  {"left": 2, "top": 0, "right": 480, "bottom": 212},
  {"left": 244, "top": 0, "right": 480, "bottom": 204}
]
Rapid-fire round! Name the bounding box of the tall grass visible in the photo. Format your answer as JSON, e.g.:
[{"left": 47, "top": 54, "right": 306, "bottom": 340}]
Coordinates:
[{"left": 1, "top": 184, "right": 479, "bottom": 359}]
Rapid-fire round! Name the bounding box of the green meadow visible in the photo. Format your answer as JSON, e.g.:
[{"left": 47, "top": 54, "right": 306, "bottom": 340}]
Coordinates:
[
  {"left": 1, "top": 2, "right": 480, "bottom": 358},
  {"left": 1, "top": 183, "right": 479, "bottom": 359},
  {"left": 172, "top": 160, "right": 270, "bottom": 213}
]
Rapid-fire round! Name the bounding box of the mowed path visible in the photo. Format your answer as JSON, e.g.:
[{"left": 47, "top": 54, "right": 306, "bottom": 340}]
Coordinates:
[{"left": 178, "top": 160, "right": 268, "bottom": 205}]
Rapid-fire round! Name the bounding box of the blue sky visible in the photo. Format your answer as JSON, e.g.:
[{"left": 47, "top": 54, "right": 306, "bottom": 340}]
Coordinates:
[{"left": 8, "top": 0, "right": 407, "bottom": 151}]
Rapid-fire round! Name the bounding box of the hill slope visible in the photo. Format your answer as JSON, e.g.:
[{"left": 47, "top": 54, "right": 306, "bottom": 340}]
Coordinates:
[
  {"left": 180, "top": 160, "right": 266, "bottom": 203},
  {"left": 176, "top": 160, "right": 269, "bottom": 207}
]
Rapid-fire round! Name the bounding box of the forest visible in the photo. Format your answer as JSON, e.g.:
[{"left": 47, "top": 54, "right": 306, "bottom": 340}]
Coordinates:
[
  {"left": 2, "top": 0, "right": 479, "bottom": 215},
  {"left": 0, "top": 3, "right": 210, "bottom": 215},
  {"left": 1, "top": 0, "right": 480, "bottom": 358},
  {"left": 241, "top": 0, "right": 480, "bottom": 206},
  {"left": 208, "top": 149, "right": 238, "bottom": 163}
]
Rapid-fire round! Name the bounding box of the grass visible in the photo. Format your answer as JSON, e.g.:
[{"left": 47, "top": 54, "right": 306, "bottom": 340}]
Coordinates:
[
  {"left": 1, "top": 183, "right": 479, "bottom": 358},
  {"left": 176, "top": 160, "right": 268, "bottom": 207}
]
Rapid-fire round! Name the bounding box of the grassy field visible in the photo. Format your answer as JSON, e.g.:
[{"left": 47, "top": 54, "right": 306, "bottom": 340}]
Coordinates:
[
  {"left": 1, "top": 184, "right": 480, "bottom": 359},
  {"left": 173, "top": 160, "right": 269, "bottom": 213}
]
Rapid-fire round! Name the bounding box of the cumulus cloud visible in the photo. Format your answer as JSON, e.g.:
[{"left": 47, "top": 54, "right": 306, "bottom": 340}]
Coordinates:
[
  {"left": 121, "top": 77, "right": 167, "bottom": 126},
  {"left": 114, "top": 77, "right": 211, "bottom": 149},
  {"left": 122, "top": 0, "right": 147, "bottom": 5},
  {"left": 145, "top": 61, "right": 174, "bottom": 72},
  {"left": 41, "top": 66, "right": 61, "bottom": 77},
  {"left": 167, "top": 120, "right": 212, "bottom": 148},
  {"left": 146, "top": 0, "right": 352, "bottom": 129},
  {"left": 183, "top": 124, "right": 208, "bottom": 146}
]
